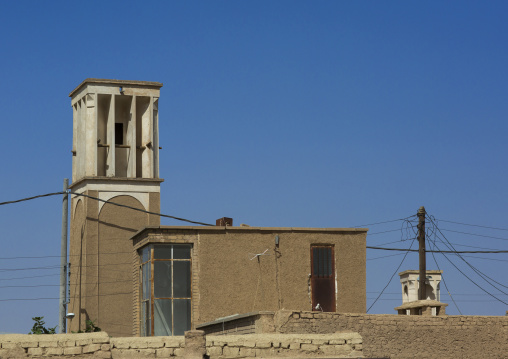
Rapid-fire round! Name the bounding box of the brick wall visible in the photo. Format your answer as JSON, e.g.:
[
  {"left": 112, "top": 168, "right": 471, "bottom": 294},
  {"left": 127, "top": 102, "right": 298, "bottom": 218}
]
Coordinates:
[
  {"left": 206, "top": 333, "right": 362, "bottom": 358},
  {"left": 275, "top": 311, "right": 508, "bottom": 359},
  {"left": 0, "top": 332, "right": 184, "bottom": 358},
  {"left": 0, "top": 331, "right": 362, "bottom": 358}
]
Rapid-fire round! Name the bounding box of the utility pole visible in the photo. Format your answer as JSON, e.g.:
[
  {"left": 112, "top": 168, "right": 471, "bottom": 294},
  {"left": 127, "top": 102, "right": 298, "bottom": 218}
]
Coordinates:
[
  {"left": 59, "top": 178, "right": 69, "bottom": 333},
  {"left": 417, "top": 206, "right": 426, "bottom": 301}
]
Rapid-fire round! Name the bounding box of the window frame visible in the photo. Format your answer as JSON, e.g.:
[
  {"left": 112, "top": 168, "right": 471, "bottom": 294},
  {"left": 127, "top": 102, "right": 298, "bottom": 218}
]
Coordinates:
[{"left": 139, "top": 244, "right": 192, "bottom": 336}]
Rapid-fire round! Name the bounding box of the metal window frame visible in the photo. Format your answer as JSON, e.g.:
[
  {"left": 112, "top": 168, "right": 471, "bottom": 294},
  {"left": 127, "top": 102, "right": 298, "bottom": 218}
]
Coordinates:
[{"left": 139, "top": 244, "right": 192, "bottom": 336}]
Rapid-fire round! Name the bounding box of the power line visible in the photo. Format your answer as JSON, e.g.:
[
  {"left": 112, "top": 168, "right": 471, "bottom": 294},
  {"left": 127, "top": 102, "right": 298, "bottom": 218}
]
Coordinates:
[
  {"left": 0, "top": 251, "right": 135, "bottom": 260},
  {"left": 370, "top": 240, "right": 410, "bottom": 247},
  {"left": 462, "top": 255, "right": 508, "bottom": 263},
  {"left": 352, "top": 216, "right": 416, "bottom": 228},
  {"left": 0, "top": 190, "right": 214, "bottom": 226},
  {"left": 427, "top": 216, "right": 508, "bottom": 292},
  {"left": 440, "top": 228, "right": 508, "bottom": 241},
  {"left": 427, "top": 236, "right": 462, "bottom": 314},
  {"left": 367, "top": 238, "right": 416, "bottom": 313},
  {"left": 367, "top": 298, "right": 505, "bottom": 303},
  {"left": 0, "top": 273, "right": 60, "bottom": 282},
  {"left": 436, "top": 219, "right": 508, "bottom": 232},
  {"left": 429, "top": 240, "right": 508, "bottom": 306},
  {"left": 0, "top": 265, "right": 60, "bottom": 272},
  {"left": 72, "top": 191, "right": 214, "bottom": 226},
  {"left": 432, "top": 236, "right": 508, "bottom": 292},
  {"left": 447, "top": 243, "right": 507, "bottom": 251},
  {"left": 0, "top": 192, "right": 65, "bottom": 206},
  {"left": 367, "top": 291, "right": 508, "bottom": 296},
  {"left": 367, "top": 253, "right": 405, "bottom": 261},
  {"left": 0, "top": 291, "right": 133, "bottom": 302},
  {"left": 366, "top": 246, "right": 508, "bottom": 253}
]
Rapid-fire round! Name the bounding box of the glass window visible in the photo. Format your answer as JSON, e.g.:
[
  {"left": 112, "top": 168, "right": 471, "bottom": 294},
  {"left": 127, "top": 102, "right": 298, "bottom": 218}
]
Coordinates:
[{"left": 139, "top": 244, "right": 192, "bottom": 336}]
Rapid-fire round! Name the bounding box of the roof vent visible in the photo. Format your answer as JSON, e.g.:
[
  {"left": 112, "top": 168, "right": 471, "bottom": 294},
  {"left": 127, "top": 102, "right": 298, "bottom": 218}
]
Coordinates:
[{"left": 216, "top": 217, "right": 233, "bottom": 226}]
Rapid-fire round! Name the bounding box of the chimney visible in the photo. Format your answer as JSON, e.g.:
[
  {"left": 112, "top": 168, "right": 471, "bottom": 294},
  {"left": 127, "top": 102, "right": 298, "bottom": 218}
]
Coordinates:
[{"left": 216, "top": 217, "right": 233, "bottom": 226}]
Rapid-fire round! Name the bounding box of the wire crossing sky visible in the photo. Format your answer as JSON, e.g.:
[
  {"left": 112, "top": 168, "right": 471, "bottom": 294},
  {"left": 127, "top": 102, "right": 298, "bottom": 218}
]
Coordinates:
[{"left": 0, "top": 1, "right": 507, "bottom": 333}]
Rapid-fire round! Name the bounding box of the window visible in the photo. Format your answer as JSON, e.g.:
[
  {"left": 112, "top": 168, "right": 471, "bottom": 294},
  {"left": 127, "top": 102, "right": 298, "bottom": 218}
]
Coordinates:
[
  {"left": 310, "top": 245, "right": 336, "bottom": 312},
  {"left": 115, "top": 123, "right": 124, "bottom": 145},
  {"left": 139, "top": 244, "right": 192, "bottom": 336}
]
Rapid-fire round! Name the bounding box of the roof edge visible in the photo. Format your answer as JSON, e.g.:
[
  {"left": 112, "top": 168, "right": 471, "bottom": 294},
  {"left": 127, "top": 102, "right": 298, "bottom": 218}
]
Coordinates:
[
  {"left": 69, "top": 78, "right": 163, "bottom": 97},
  {"left": 130, "top": 225, "right": 369, "bottom": 241}
]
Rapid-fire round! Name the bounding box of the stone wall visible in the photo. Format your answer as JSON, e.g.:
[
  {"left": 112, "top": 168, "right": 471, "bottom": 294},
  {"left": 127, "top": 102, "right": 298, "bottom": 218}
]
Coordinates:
[
  {"left": 0, "top": 331, "right": 363, "bottom": 358},
  {"left": 206, "top": 333, "right": 362, "bottom": 358},
  {"left": 275, "top": 311, "right": 508, "bottom": 359}
]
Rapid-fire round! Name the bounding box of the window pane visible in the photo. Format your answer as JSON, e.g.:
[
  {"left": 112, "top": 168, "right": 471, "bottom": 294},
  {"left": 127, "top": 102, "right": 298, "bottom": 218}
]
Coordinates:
[
  {"left": 173, "top": 261, "right": 191, "bottom": 298},
  {"left": 154, "top": 299, "right": 172, "bottom": 336},
  {"left": 173, "top": 245, "right": 191, "bottom": 259},
  {"left": 154, "top": 261, "right": 172, "bottom": 298},
  {"left": 319, "top": 248, "right": 324, "bottom": 276},
  {"left": 141, "top": 246, "right": 151, "bottom": 263},
  {"left": 173, "top": 299, "right": 191, "bottom": 335},
  {"left": 154, "top": 246, "right": 172, "bottom": 260},
  {"left": 141, "top": 300, "right": 150, "bottom": 336},
  {"left": 327, "top": 248, "right": 332, "bottom": 276},
  {"left": 142, "top": 263, "right": 151, "bottom": 300},
  {"left": 313, "top": 248, "right": 319, "bottom": 276}
]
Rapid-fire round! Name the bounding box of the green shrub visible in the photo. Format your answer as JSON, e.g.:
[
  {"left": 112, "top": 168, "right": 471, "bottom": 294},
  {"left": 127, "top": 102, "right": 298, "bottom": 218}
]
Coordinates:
[{"left": 29, "top": 317, "right": 56, "bottom": 334}]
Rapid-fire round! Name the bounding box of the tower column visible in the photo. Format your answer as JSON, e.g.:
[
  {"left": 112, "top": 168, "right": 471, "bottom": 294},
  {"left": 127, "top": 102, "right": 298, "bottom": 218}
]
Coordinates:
[
  {"left": 69, "top": 78, "right": 163, "bottom": 337},
  {"left": 128, "top": 96, "right": 136, "bottom": 178},
  {"left": 106, "top": 94, "right": 115, "bottom": 177}
]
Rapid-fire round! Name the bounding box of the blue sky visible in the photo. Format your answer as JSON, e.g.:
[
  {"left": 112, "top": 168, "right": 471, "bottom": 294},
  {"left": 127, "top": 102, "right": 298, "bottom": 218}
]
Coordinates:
[{"left": 0, "top": 1, "right": 507, "bottom": 333}]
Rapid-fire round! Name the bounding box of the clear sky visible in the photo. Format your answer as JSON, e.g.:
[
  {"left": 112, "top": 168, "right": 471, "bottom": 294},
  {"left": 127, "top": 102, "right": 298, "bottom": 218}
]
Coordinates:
[{"left": 0, "top": 1, "right": 507, "bottom": 333}]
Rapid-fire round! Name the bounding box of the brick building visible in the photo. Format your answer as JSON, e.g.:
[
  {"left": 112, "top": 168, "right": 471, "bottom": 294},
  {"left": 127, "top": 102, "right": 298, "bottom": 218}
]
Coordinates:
[{"left": 67, "top": 79, "right": 367, "bottom": 337}]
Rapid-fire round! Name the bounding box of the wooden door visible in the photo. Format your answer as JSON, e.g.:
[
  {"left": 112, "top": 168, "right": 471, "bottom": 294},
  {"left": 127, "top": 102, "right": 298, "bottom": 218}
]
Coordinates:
[{"left": 310, "top": 245, "right": 336, "bottom": 312}]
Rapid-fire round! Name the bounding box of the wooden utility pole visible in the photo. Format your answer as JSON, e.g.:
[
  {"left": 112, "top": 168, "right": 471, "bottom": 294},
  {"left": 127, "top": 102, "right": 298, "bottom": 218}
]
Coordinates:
[
  {"left": 59, "top": 178, "right": 69, "bottom": 333},
  {"left": 417, "top": 206, "right": 426, "bottom": 300}
]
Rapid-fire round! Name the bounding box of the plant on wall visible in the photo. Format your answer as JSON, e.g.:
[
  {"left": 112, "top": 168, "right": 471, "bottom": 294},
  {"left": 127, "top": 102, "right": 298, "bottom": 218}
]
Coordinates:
[{"left": 28, "top": 317, "right": 56, "bottom": 334}]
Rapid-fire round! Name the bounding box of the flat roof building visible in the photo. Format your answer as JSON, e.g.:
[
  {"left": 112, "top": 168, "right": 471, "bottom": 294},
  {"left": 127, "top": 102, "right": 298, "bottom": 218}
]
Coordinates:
[{"left": 67, "top": 79, "right": 368, "bottom": 337}]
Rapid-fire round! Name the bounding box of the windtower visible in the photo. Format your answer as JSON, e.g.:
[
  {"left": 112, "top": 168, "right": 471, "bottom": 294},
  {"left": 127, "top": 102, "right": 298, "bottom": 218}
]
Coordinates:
[
  {"left": 397, "top": 270, "right": 445, "bottom": 316},
  {"left": 68, "top": 79, "right": 163, "bottom": 336}
]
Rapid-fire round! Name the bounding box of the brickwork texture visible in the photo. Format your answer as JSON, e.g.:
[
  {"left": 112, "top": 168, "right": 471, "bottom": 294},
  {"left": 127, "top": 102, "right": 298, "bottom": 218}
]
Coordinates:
[{"left": 276, "top": 311, "right": 508, "bottom": 359}]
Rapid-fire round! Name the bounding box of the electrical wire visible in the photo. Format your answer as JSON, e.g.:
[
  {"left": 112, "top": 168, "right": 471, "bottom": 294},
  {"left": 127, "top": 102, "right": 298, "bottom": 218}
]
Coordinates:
[
  {"left": 366, "top": 246, "right": 508, "bottom": 253},
  {"left": 368, "top": 229, "right": 405, "bottom": 236},
  {"left": 427, "top": 236, "right": 462, "bottom": 314},
  {"left": 0, "top": 190, "right": 214, "bottom": 226},
  {"left": 367, "top": 253, "right": 405, "bottom": 261},
  {"left": 0, "top": 192, "right": 65, "bottom": 206},
  {"left": 0, "top": 251, "right": 135, "bottom": 260},
  {"left": 432, "top": 235, "right": 508, "bottom": 292},
  {"left": 440, "top": 228, "right": 508, "bottom": 241},
  {"left": 429, "top": 241, "right": 508, "bottom": 306},
  {"left": 352, "top": 215, "right": 416, "bottom": 228},
  {"left": 446, "top": 243, "right": 507, "bottom": 251},
  {"left": 436, "top": 219, "right": 508, "bottom": 232},
  {"left": 72, "top": 191, "right": 214, "bottom": 226},
  {"left": 427, "top": 216, "right": 508, "bottom": 292},
  {"left": 367, "top": 237, "right": 417, "bottom": 313},
  {"left": 0, "top": 273, "right": 59, "bottom": 282},
  {"left": 462, "top": 255, "right": 508, "bottom": 263}
]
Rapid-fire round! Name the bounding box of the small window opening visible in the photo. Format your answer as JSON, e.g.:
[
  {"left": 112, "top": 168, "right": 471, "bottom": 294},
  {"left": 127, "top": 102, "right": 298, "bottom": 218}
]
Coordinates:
[{"left": 115, "top": 123, "right": 124, "bottom": 145}]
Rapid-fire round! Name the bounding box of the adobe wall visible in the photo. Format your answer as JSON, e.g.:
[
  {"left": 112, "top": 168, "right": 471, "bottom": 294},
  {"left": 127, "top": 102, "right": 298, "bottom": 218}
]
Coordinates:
[
  {"left": 275, "top": 310, "right": 508, "bottom": 359},
  {"left": 131, "top": 227, "right": 367, "bottom": 334},
  {"left": 69, "top": 190, "right": 160, "bottom": 337},
  {"left": 0, "top": 331, "right": 363, "bottom": 358}
]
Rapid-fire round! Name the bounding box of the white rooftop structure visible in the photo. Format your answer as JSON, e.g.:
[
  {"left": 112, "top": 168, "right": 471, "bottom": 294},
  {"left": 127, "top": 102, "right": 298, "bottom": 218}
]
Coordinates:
[{"left": 399, "top": 270, "right": 443, "bottom": 315}]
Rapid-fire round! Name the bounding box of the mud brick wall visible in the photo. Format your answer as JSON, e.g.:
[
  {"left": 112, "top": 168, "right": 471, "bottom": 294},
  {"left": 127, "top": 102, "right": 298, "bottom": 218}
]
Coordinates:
[
  {"left": 0, "top": 331, "right": 362, "bottom": 358},
  {"left": 276, "top": 311, "right": 508, "bottom": 359},
  {"left": 205, "top": 333, "right": 362, "bottom": 358}
]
